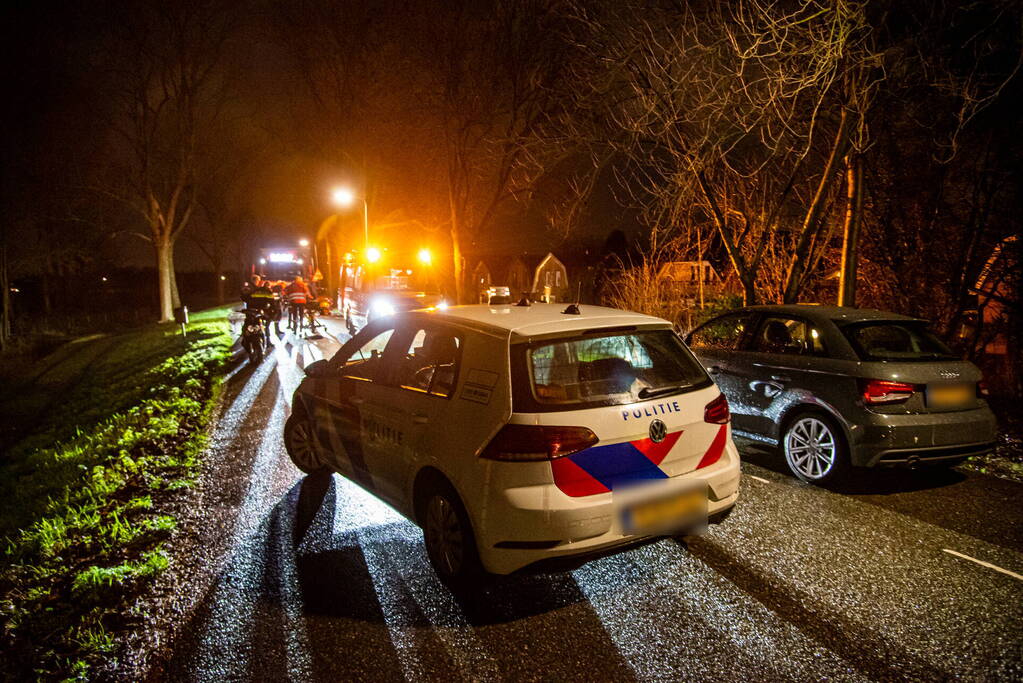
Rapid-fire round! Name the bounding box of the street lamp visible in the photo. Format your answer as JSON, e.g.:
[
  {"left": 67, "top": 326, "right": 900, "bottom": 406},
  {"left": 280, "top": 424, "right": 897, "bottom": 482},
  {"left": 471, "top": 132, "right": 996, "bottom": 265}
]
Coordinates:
[{"left": 331, "top": 186, "right": 369, "bottom": 250}]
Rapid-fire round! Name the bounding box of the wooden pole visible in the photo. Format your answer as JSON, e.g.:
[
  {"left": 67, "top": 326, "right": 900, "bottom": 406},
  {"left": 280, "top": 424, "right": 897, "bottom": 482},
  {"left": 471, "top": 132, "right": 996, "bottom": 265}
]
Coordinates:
[{"left": 838, "top": 154, "right": 864, "bottom": 307}]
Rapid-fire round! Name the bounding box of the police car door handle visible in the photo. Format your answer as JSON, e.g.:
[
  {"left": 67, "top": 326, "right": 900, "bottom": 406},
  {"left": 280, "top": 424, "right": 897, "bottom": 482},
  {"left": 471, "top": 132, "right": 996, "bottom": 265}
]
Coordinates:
[
  {"left": 412, "top": 412, "right": 429, "bottom": 424},
  {"left": 770, "top": 374, "right": 791, "bottom": 383}
]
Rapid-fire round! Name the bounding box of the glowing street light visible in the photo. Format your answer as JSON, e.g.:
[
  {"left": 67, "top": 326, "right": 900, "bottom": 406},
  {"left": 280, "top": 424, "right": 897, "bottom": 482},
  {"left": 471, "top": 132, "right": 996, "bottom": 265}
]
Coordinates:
[
  {"left": 299, "top": 238, "right": 310, "bottom": 247},
  {"left": 331, "top": 186, "right": 369, "bottom": 249},
  {"left": 331, "top": 187, "right": 355, "bottom": 207},
  {"left": 365, "top": 246, "right": 382, "bottom": 263},
  {"left": 417, "top": 248, "right": 432, "bottom": 265}
]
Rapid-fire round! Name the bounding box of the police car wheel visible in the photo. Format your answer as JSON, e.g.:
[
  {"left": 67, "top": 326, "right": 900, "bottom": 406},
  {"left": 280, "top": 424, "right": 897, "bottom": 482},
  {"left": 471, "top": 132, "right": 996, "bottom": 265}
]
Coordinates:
[
  {"left": 284, "top": 414, "right": 326, "bottom": 474},
  {"left": 423, "top": 487, "right": 483, "bottom": 588}
]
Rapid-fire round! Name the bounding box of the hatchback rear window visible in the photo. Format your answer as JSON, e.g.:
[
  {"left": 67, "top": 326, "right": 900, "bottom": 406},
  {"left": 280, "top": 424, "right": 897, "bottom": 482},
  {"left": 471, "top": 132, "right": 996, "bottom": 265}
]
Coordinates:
[
  {"left": 512, "top": 329, "right": 711, "bottom": 412},
  {"left": 841, "top": 321, "right": 959, "bottom": 362}
]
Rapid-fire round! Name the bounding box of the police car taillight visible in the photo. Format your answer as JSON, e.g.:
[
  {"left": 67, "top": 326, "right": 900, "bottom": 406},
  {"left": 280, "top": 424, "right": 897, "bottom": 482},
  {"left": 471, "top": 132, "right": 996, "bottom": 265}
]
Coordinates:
[
  {"left": 480, "top": 425, "right": 598, "bottom": 462},
  {"left": 704, "top": 393, "right": 730, "bottom": 424}
]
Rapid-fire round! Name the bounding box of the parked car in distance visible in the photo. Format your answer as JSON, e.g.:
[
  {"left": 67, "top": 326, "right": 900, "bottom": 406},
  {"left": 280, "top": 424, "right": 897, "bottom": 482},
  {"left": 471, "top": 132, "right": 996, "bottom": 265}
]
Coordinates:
[
  {"left": 685, "top": 304, "right": 997, "bottom": 484},
  {"left": 487, "top": 285, "right": 514, "bottom": 304},
  {"left": 285, "top": 303, "right": 741, "bottom": 587}
]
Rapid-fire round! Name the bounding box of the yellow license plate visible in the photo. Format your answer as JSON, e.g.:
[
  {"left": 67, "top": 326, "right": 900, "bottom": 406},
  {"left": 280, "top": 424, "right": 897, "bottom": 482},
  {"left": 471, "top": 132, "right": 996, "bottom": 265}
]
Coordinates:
[
  {"left": 623, "top": 487, "right": 707, "bottom": 535},
  {"left": 927, "top": 383, "right": 972, "bottom": 408}
]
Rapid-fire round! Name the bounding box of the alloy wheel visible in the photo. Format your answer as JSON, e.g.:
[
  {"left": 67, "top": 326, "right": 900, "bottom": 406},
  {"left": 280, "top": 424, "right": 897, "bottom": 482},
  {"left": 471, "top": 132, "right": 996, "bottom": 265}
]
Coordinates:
[
  {"left": 425, "top": 494, "right": 464, "bottom": 578},
  {"left": 785, "top": 416, "right": 837, "bottom": 480}
]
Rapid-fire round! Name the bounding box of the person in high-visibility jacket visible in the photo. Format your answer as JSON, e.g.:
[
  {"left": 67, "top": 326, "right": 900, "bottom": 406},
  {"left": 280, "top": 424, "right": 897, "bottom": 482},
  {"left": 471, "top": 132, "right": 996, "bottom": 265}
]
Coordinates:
[
  {"left": 246, "top": 278, "right": 276, "bottom": 342},
  {"left": 285, "top": 276, "right": 311, "bottom": 331}
]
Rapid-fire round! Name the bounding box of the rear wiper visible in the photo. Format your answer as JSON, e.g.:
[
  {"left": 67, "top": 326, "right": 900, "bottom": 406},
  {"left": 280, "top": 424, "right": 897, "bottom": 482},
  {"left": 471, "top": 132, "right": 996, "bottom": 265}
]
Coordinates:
[{"left": 638, "top": 385, "right": 687, "bottom": 399}]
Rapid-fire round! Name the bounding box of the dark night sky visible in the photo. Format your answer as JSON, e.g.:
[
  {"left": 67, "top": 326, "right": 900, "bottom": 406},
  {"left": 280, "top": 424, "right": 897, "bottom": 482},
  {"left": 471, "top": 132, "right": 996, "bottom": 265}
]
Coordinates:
[
  {"left": 2, "top": 0, "right": 1020, "bottom": 283},
  {"left": 1, "top": 0, "right": 596, "bottom": 277}
]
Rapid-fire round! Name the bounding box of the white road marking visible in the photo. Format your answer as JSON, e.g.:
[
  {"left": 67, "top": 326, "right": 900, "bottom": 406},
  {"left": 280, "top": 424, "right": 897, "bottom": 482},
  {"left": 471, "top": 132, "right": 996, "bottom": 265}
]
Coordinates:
[
  {"left": 942, "top": 548, "right": 1023, "bottom": 581},
  {"left": 746, "top": 474, "right": 771, "bottom": 484}
]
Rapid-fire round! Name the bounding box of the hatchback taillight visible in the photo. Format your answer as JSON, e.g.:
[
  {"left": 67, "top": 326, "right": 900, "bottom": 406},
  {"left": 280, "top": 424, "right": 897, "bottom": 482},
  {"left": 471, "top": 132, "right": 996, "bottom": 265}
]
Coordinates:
[
  {"left": 704, "top": 393, "right": 730, "bottom": 424},
  {"left": 977, "top": 380, "right": 989, "bottom": 397},
  {"left": 860, "top": 379, "right": 916, "bottom": 405},
  {"left": 480, "top": 424, "right": 599, "bottom": 462}
]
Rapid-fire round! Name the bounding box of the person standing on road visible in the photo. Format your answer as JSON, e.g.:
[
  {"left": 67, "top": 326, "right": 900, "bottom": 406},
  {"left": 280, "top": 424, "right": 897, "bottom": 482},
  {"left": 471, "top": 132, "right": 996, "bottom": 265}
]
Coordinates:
[
  {"left": 246, "top": 277, "right": 275, "bottom": 343},
  {"left": 267, "top": 280, "right": 285, "bottom": 337},
  {"left": 285, "top": 276, "right": 311, "bottom": 332},
  {"left": 240, "top": 274, "right": 261, "bottom": 307}
]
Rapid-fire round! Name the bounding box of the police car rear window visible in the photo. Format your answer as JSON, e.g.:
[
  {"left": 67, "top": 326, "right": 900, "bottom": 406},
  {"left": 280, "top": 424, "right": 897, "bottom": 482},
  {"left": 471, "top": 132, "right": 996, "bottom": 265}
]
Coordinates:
[{"left": 511, "top": 330, "right": 711, "bottom": 412}]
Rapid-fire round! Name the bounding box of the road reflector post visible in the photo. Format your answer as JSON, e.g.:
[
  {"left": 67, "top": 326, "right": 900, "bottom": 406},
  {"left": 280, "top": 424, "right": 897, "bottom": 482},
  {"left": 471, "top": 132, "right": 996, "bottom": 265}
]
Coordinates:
[{"left": 173, "top": 305, "right": 189, "bottom": 338}]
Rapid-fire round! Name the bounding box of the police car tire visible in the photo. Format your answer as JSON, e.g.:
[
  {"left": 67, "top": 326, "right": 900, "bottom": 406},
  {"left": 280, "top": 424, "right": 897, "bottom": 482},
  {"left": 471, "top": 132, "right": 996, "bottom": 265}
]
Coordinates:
[
  {"left": 421, "top": 484, "right": 485, "bottom": 589},
  {"left": 284, "top": 413, "right": 326, "bottom": 474}
]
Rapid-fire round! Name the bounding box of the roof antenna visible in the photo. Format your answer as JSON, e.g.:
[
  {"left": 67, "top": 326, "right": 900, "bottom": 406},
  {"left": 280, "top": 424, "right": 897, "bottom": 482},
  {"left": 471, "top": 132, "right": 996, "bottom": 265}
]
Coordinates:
[
  {"left": 562, "top": 281, "right": 582, "bottom": 314},
  {"left": 516, "top": 292, "right": 530, "bottom": 307}
]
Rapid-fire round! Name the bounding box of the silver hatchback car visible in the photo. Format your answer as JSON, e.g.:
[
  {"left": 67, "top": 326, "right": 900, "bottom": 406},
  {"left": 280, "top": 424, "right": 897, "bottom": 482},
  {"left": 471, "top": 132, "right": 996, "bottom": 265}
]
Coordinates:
[{"left": 686, "top": 305, "right": 997, "bottom": 484}]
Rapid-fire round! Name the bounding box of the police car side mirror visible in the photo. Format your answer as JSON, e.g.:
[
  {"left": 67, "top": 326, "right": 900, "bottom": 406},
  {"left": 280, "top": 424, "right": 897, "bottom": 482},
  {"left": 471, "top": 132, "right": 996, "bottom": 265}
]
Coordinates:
[{"left": 304, "top": 359, "right": 330, "bottom": 377}]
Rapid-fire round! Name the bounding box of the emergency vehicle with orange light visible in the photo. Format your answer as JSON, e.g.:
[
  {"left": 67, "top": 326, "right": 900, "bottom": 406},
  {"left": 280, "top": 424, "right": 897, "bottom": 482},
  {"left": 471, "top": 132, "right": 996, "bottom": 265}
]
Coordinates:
[{"left": 340, "top": 246, "right": 445, "bottom": 328}]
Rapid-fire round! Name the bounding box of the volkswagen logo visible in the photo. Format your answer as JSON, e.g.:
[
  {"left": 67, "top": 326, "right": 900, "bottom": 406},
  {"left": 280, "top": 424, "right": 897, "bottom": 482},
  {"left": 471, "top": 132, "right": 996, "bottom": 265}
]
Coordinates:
[
  {"left": 649, "top": 419, "right": 668, "bottom": 443},
  {"left": 939, "top": 369, "right": 960, "bottom": 380}
]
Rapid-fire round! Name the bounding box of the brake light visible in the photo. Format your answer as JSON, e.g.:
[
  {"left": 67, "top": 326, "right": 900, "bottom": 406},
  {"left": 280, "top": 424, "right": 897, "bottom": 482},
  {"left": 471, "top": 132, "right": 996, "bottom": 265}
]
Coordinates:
[
  {"left": 480, "top": 424, "right": 599, "bottom": 462},
  {"left": 860, "top": 379, "right": 916, "bottom": 405},
  {"left": 977, "top": 380, "right": 989, "bottom": 397},
  {"left": 704, "top": 393, "right": 730, "bottom": 424}
]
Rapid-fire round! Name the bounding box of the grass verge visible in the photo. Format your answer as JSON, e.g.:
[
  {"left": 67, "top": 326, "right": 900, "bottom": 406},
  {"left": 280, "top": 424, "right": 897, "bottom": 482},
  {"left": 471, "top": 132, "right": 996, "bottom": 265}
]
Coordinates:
[
  {"left": 0, "top": 307, "right": 235, "bottom": 680},
  {"left": 960, "top": 397, "right": 1023, "bottom": 483}
]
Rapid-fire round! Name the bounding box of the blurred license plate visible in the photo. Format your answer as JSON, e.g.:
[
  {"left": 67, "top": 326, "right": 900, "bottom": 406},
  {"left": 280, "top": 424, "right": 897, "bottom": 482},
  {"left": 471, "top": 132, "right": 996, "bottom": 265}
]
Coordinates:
[
  {"left": 927, "top": 383, "right": 971, "bottom": 408},
  {"left": 622, "top": 485, "right": 707, "bottom": 535}
]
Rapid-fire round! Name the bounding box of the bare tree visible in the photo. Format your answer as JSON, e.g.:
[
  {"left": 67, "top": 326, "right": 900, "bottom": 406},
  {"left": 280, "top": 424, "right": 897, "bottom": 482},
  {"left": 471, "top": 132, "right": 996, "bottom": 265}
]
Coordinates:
[
  {"left": 102, "top": 0, "right": 233, "bottom": 322},
  {"left": 409, "top": 0, "right": 580, "bottom": 301},
  {"left": 558, "top": 0, "right": 883, "bottom": 304}
]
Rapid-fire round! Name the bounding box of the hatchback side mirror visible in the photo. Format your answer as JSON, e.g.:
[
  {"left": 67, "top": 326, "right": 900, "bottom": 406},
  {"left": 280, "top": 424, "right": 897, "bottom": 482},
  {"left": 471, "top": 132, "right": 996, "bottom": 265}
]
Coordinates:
[{"left": 304, "top": 359, "right": 330, "bottom": 377}]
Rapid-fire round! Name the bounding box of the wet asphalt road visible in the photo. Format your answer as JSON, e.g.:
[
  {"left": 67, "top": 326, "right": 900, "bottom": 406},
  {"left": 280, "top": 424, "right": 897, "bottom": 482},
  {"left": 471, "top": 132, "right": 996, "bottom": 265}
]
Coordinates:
[{"left": 161, "top": 315, "right": 1023, "bottom": 682}]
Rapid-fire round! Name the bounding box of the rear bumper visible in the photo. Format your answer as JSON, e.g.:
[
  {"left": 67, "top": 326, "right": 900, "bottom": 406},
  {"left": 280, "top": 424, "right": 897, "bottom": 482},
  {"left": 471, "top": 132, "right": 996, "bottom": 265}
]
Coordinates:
[
  {"left": 474, "top": 441, "right": 742, "bottom": 575},
  {"left": 871, "top": 441, "right": 995, "bottom": 466},
  {"left": 850, "top": 404, "right": 997, "bottom": 467}
]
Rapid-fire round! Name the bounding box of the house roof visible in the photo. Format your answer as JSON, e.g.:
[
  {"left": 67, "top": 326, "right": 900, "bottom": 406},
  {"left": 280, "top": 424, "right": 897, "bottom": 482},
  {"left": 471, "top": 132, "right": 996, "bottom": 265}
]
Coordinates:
[{"left": 470, "top": 251, "right": 564, "bottom": 284}]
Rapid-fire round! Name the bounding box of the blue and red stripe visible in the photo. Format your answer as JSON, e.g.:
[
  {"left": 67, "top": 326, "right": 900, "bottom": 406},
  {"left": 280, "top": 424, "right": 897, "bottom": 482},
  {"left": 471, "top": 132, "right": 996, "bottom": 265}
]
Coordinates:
[{"left": 551, "top": 425, "right": 727, "bottom": 497}]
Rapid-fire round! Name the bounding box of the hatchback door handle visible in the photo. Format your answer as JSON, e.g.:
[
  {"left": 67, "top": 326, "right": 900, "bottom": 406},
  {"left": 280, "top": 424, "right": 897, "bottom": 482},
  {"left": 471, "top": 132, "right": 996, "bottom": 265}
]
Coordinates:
[
  {"left": 708, "top": 365, "right": 721, "bottom": 374},
  {"left": 412, "top": 412, "right": 429, "bottom": 424},
  {"left": 771, "top": 374, "right": 791, "bottom": 383}
]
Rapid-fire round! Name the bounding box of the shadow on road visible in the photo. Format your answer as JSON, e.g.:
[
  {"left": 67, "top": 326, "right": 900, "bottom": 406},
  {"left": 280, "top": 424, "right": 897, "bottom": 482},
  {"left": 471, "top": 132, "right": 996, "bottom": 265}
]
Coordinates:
[
  {"left": 738, "top": 439, "right": 1023, "bottom": 552},
  {"left": 680, "top": 535, "right": 947, "bottom": 682},
  {"left": 738, "top": 439, "right": 967, "bottom": 494},
  {"left": 281, "top": 472, "right": 634, "bottom": 680},
  {"left": 292, "top": 472, "right": 592, "bottom": 626}
]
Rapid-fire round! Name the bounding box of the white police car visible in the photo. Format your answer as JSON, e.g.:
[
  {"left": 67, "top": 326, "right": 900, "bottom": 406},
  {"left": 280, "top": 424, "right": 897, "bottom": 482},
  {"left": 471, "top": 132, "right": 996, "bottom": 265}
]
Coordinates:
[{"left": 285, "top": 303, "right": 741, "bottom": 586}]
